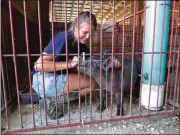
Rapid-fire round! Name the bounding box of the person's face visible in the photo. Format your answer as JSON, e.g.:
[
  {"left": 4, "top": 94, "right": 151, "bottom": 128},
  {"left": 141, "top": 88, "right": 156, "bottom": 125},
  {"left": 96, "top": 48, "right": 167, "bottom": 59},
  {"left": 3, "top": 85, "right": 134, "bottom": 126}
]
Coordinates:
[{"left": 75, "top": 22, "right": 92, "bottom": 44}]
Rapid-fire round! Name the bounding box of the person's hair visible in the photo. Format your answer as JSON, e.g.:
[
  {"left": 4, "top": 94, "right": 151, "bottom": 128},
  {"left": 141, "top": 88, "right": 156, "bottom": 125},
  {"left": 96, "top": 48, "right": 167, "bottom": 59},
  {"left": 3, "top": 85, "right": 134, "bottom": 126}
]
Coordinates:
[
  {"left": 68, "top": 11, "right": 97, "bottom": 32},
  {"left": 67, "top": 21, "right": 73, "bottom": 31}
]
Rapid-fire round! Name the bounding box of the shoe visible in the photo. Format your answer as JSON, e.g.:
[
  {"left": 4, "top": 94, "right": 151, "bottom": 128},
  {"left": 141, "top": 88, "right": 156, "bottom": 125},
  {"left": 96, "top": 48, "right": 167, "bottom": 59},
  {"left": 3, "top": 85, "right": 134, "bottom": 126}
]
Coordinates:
[
  {"left": 39, "top": 92, "right": 79, "bottom": 120},
  {"left": 39, "top": 97, "right": 64, "bottom": 120}
]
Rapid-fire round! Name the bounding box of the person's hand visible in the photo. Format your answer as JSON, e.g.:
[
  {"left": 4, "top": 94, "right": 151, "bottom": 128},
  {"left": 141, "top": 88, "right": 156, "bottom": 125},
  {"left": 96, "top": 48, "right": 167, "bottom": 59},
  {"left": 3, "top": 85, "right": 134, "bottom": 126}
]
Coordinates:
[
  {"left": 113, "top": 59, "right": 121, "bottom": 68},
  {"left": 68, "top": 56, "right": 78, "bottom": 68}
]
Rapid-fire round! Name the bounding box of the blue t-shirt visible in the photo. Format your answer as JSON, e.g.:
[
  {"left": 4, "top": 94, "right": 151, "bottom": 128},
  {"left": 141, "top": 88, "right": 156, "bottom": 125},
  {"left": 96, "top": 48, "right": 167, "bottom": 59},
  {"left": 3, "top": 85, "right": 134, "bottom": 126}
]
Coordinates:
[
  {"left": 44, "top": 31, "right": 90, "bottom": 61},
  {"left": 33, "top": 31, "right": 90, "bottom": 75}
]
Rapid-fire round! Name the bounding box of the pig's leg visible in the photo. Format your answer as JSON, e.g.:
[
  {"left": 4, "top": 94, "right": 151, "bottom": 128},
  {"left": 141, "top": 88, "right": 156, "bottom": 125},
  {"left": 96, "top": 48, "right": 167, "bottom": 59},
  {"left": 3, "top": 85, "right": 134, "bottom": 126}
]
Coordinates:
[
  {"left": 115, "top": 92, "right": 124, "bottom": 116},
  {"left": 97, "top": 90, "right": 106, "bottom": 112}
]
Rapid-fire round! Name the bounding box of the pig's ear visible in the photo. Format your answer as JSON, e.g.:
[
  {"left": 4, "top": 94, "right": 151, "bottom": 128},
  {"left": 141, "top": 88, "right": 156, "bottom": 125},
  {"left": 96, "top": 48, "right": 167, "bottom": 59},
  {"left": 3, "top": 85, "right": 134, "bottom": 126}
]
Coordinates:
[{"left": 102, "top": 48, "right": 110, "bottom": 54}]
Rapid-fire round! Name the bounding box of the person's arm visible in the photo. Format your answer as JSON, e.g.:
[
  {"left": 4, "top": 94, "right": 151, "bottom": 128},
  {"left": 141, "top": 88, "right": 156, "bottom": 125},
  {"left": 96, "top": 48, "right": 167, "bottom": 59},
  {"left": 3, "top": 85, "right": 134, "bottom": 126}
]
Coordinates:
[{"left": 34, "top": 55, "right": 78, "bottom": 72}]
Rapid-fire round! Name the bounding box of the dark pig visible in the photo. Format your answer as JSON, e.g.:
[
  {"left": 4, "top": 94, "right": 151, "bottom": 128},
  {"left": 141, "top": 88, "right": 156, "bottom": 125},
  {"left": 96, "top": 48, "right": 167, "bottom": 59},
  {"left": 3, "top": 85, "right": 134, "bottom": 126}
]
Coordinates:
[{"left": 78, "top": 49, "right": 141, "bottom": 116}]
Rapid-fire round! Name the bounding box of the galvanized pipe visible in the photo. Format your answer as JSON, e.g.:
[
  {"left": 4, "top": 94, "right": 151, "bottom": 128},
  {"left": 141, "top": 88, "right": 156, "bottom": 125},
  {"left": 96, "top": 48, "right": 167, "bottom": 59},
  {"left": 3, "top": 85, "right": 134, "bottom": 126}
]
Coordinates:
[{"left": 141, "top": 0, "right": 172, "bottom": 110}]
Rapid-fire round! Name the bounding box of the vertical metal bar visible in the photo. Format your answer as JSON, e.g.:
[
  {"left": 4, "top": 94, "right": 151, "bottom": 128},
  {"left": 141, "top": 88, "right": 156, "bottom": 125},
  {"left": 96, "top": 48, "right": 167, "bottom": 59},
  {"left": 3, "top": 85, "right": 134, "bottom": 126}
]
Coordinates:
[
  {"left": 89, "top": 1, "right": 93, "bottom": 121},
  {"left": 1, "top": 14, "right": 12, "bottom": 109},
  {"left": 110, "top": 0, "right": 115, "bottom": 118},
  {"left": 175, "top": 1, "right": 180, "bottom": 104},
  {"left": 1, "top": 89, "right": 4, "bottom": 112},
  {"left": 114, "top": 23, "right": 118, "bottom": 53},
  {"left": 136, "top": 3, "right": 139, "bottom": 53},
  {"left": 164, "top": 0, "right": 176, "bottom": 111},
  {"left": 147, "top": 1, "right": 157, "bottom": 111},
  {"left": 62, "top": 1, "right": 66, "bottom": 124},
  {"left": 1, "top": 57, "right": 9, "bottom": 129},
  {"left": 5, "top": 58, "right": 11, "bottom": 102},
  {"left": 77, "top": 0, "right": 82, "bottom": 123},
  {"left": 139, "top": 13, "right": 143, "bottom": 54},
  {"left": 169, "top": 11, "right": 174, "bottom": 103},
  {"left": 1, "top": 19, "right": 11, "bottom": 102},
  {"left": 1, "top": 17, "right": 6, "bottom": 53},
  {"left": 156, "top": 0, "right": 166, "bottom": 113},
  {"left": 83, "top": 58, "right": 87, "bottom": 120},
  {"left": 23, "top": 1, "right": 35, "bottom": 127},
  {"left": 50, "top": 0, "right": 59, "bottom": 123},
  {"left": 130, "top": 1, "right": 136, "bottom": 115},
  {"left": 173, "top": 49, "right": 180, "bottom": 111},
  {"left": 8, "top": 0, "right": 23, "bottom": 128},
  {"left": 120, "top": 0, "right": 126, "bottom": 117},
  {"left": 100, "top": 0, "right": 103, "bottom": 119},
  {"left": 172, "top": 1, "right": 179, "bottom": 105},
  {"left": 37, "top": 0, "right": 47, "bottom": 125},
  {"left": 138, "top": 2, "right": 146, "bottom": 115},
  {"left": 64, "top": 0, "right": 70, "bottom": 123},
  {"left": 169, "top": 2, "right": 179, "bottom": 101},
  {"left": 105, "top": 59, "right": 108, "bottom": 113}
]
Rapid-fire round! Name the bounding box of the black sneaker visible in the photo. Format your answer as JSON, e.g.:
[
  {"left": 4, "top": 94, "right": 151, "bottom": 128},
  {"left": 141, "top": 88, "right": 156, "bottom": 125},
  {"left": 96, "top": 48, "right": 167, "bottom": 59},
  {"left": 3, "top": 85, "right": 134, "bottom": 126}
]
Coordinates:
[
  {"left": 39, "top": 97, "right": 64, "bottom": 120},
  {"left": 40, "top": 92, "right": 79, "bottom": 120}
]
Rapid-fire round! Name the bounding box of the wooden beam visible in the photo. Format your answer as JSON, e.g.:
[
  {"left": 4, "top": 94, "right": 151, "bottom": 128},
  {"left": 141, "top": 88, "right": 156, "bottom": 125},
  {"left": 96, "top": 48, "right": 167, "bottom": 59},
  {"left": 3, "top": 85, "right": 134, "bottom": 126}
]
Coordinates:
[
  {"left": 49, "top": 1, "right": 57, "bottom": 22},
  {"left": 102, "top": 1, "right": 122, "bottom": 20},
  {"left": 95, "top": 7, "right": 101, "bottom": 18},
  {"left": 95, "top": 10, "right": 101, "bottom": 22},
  {"left": 137, "top": 1, "right": 144, "bottom": 11},
  {"left": 106, "top": 8, "right": 120, "bottom": 21},
  {"left": 109, "top": 6, "right": 123, "bottom": 20},
  {"left": 108, "top": 1, "right": 131, "bottom": 21},
  {"left": 129, "top": 1, "right": 138, "bottom": 25},
  {"left": 102, "top": 7, "right": 112, "bottom": 20},
  {"left": 80, "top": 0, "right": 87, "bottom": 12},
  {"left": 95, "top": 1, "right": 105, "bottom": 19},
  {"left": 70, "top": 0, "right": 75, "bottom": 21},
  {"left": 86, "top": 1, "right": 95, "bottom": 13},
  {"left": 95, "top": 2, "right": 105, "bottom": 23},
  {"left": 116, "top": 6, "right": 131, "bottom": 21},
  {"left": 92, "top": 4, "right": 96, "bottom": 13}
]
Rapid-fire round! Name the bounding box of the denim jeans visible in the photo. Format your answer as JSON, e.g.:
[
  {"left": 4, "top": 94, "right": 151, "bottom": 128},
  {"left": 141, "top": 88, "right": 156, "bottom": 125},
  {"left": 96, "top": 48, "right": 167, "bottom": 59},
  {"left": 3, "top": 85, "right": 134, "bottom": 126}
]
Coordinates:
[{"left": 32, "top": 72, "right": 67, "bottom": 98}]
